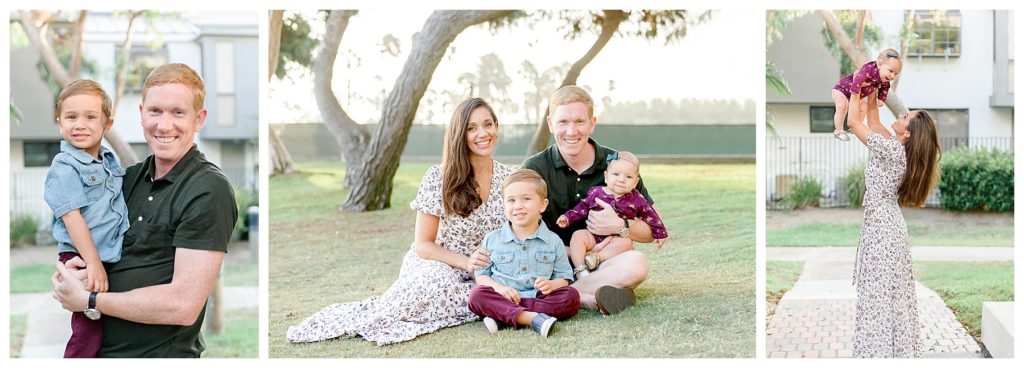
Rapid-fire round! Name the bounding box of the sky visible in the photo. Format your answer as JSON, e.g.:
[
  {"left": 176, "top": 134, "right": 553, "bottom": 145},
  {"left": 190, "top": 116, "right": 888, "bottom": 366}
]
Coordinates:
[{"left": 268, "top": 9, "right": 762, "bottom": 125}]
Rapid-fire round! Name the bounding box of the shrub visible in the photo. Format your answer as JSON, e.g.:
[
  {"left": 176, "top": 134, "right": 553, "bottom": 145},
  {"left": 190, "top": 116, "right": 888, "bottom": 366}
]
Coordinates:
[
  {"left": 938, "top": 146, "right": 1013, "bottom": 212},
  {"left": 10, "top": 214, "right": 38, "bottom": 247},
  {"left": 785, "top": 176, "right": 822, "bottom": 210},
  {"left": 842, "top": 161, "right": 866, "bottom": 208},
  {"left": 233, "top": 187, "right": 259, "bottom": 240}
]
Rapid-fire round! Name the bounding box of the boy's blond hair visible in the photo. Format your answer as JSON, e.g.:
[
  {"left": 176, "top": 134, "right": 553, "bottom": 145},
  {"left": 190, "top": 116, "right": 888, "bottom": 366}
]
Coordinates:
[
  {"left": 502, "top": 169, "right": 548, "bottom": 198},
  {"left": 55, "top": 80, "right": 112, "bottom": 122},
  {"left": 548, "top": 85, "right": 594, "bottom": 118},
  {"left": 142, "top": 63, "right": 207, "bottom": 113}
]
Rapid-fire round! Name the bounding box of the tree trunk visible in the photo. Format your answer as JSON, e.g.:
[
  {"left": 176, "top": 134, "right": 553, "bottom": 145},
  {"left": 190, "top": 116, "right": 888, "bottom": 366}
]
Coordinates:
[
  {"left": 314, "top": 10, "right": 369, "bottom": 189},
  {"left": 109, "top": 10, "right": 145, "bottom": 166},
  {"left": 854, "top": 10, "right": 866, "bottom": 50},
  {"left": 820, "top": 10, "right": 909, "bottom": 115},
  {"left": 19, "top": 10, "right": 140, "bottom": 165},
  {"left": 340, "top": 10, "right": 514, "bottom": 212},
  {"left": 526, "top": 10, "right": 626, "bottom": 156},
  {"left": 893, "top": 10, "right": 915, "bottom": 92},
  {"left": 268, "top": 10, "right": 298, "bottom": 175},
  {"left": 69, "top": 11, "right": 87, "bottom": 78}
]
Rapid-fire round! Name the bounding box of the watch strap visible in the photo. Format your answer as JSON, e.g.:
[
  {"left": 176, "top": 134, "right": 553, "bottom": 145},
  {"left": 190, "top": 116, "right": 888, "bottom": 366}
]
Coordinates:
[{"left": 88, "top": 291, "right": 98, "bottom": 310}]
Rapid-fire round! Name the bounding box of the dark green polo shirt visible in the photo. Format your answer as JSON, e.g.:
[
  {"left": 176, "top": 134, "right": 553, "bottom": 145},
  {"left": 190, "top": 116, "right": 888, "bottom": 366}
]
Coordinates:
[
  {"left": 522, "top": 139, "right": 653, "bottom": 245},
  {"left": 101, "top": 145, "right": 237, "bottom": 358}
]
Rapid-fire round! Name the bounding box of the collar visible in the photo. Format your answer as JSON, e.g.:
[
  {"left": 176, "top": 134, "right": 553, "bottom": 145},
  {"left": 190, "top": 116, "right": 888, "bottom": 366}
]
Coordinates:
[
  {"left": 497, "top": 219, "right": 553, "bottom": 243},
  {"left": 60, "top": 140, "right": 106, "bottom": 164},
  {"left": 144, "top": 144, "right": 200, "bottom": 183},
  {"left": 550, "top": 138, "right": 610, "bottom": 174}
]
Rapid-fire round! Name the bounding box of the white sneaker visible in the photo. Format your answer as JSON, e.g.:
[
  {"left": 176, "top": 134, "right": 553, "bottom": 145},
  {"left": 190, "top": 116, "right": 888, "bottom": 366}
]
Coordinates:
[{"left": 834, "top": 130, "right": 850, "bottom": 141}]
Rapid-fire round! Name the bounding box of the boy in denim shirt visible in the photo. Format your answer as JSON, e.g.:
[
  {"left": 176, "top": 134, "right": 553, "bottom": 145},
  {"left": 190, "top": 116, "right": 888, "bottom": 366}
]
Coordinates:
[
  {"left": 44, "top": 80, "right": 130, "bottom": 357},
  {"left": 469, "top": 169, "right": 579, "bottom": 337}
]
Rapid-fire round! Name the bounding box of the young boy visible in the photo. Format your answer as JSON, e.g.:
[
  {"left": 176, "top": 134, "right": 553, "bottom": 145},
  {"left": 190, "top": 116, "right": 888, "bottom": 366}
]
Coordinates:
[
  {"left": 44, "top": 79, "right": 130, "bottom": 358},
  {"left": 468, "top": 169, "right": 580, "bottom": 337}
]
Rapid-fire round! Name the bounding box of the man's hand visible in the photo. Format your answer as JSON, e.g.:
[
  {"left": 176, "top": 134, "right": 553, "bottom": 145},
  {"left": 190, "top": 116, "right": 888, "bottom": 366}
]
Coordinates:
[
  {"left": 52, "top": 261, "right": 90, "bottom": 313},
  {"left": 465, "top": 247, "right": 491, "bottom": 272},
  {"left": 497, "top": 285, "right": 521, "bottom": 303},
  {"left": 534, "top": 277, "right": 555, "bottom": 295},
  {"left": 63, "top": 256, "right": 88, "bottom": 282},
  {"left": 586, "top": 198, "right": 622, "bottom": 236}
]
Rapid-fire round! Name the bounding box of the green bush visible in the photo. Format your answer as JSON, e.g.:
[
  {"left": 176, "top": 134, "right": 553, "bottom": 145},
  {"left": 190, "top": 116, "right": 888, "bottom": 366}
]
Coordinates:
[
  {"left": 10, "top": 214, "right": 38, "bottom": 247},
  {"left": 784, "top": 176, "right": 822, "bottom": 210},
  {"left": 938, "top": 147, "right": 1013, "bottom": 212},
  {"left": 842, "top": 161, "right": 866, "bottom": 208},
  {"left": 233, "top": 187, "right": 259, "bottom": 240}
]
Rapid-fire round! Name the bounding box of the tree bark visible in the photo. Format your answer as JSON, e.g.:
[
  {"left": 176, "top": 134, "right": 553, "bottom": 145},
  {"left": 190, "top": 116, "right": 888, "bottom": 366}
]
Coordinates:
[
  {"left": 340, "top": 10, "right": 514, "bottom": 212},
  {"left": 820, "top": 10, "right": 909, "bottom": 115},
  {"left": 314, "top": 10, "right": 369, "bottom": 188},
  {"left": 69, "top": 11, "right": 87, "bottom": 78},
  {"left": 268, "top": 10, "right": 297, "bottom": 175},
  {"left": 854, "top": 10, "right": 866, "bottom": 50},
  {"left": 108, "top": 10, "right": 145, "bottom": 166},
  {"left": 19, "top": 10, "right": 140, "bottom": 165},
  {"left": 525, "top": 10, "right": 626, "bottom": 156}
]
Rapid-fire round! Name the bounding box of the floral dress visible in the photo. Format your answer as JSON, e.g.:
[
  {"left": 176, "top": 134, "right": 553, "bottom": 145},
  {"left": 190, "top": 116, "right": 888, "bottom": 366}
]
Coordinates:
[
  {"left": 286, "top": 161, "right": 512, "bottom": 345},
  {"left": 853, "top": 132, "right": 921, "bottom": 358}
]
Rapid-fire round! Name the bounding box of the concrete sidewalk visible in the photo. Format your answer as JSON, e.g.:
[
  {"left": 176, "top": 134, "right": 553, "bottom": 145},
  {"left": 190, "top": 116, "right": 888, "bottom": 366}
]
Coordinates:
[
  {"left": 766, "top": 246, "right": 1005, "bottom": 358},
  {"left": 11, "top": 287, "right": 258, "bottom": 358}
]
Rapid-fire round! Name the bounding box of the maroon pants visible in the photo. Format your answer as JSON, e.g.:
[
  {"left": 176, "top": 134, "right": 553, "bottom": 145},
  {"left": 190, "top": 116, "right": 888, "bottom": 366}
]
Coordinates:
[
  {"left": 467, "top": 284, "right": 580, "bottom": 326},
  {"left": 58, "top": 251, "right": 103, "bottom": 358}
]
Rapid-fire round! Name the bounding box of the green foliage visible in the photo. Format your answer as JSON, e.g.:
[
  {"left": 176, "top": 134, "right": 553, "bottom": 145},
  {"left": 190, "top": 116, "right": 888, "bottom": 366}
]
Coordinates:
[
  {"left": 10, "top": 315, "right": 27, "bottom": 358},
  {"left": 10, "top": 264, "right": 53, "bottom": 293},
  {"left": 783, "top": 176, "right": 822, "bottom": 210},
  {"left": 275, "top": 11, "right": 325, "bottom": 79},
  {"left": 766, "top": 261, "right": 804, "bottom": 294},
  {"left": 10, "top": 214, "right": 38, "bottom": 247},
  {"left": 821, "top": 12, "right": 885, "bottom": 75},
  {"left": 842, "top": 161, "right": 866, "bottom": 208},
  {"left": 35, "top": 47, "right": 100, "bottom": 102},
  {"left": 938, "top": 147, "right": 1013, "bottom": 212},
  {"left": 233, "top": 187, "right": 259, "bottom": 240}
]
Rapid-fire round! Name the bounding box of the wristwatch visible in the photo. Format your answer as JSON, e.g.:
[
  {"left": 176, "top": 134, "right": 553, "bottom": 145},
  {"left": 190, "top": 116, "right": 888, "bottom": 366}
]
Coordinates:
[
  {"left": 84, "top": 291, "right": 101, "bottom": 320},
  {"left": 618, "top": 218, "right": 631, "bottom": 237}
]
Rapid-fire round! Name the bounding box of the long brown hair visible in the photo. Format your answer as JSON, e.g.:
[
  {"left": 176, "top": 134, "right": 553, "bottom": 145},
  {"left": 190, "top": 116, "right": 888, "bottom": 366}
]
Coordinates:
[
  {"left": 897, "top": 110, "right": 941, "bottom": 207},
  {"left": 441, "top": 98, "right": 497, "bottom": 217}
]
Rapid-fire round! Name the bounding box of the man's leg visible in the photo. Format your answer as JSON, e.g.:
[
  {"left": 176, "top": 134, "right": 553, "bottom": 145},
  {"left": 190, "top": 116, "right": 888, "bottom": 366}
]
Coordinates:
[{"left": 571, "top": 250, "right": 649, "bottom": 309}]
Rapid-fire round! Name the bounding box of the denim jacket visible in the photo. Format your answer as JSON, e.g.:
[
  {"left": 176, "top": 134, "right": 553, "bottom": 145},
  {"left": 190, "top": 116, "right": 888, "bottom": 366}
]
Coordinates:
[
  {"left": 44, "top": 141, "right": 130, "bottom": 263},
  {"left": 475, "top": 220, "right": 574, "bottom": 298}
]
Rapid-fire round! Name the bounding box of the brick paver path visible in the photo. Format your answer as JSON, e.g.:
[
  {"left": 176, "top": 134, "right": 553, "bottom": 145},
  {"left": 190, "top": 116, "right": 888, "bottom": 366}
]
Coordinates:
[{"left": 766, "top": 246, "right": 1009, "bottom": 358}]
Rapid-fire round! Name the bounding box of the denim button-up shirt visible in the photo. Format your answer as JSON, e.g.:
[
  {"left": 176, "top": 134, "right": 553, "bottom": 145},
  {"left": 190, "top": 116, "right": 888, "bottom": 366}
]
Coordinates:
[
  {"left": 44, "top": 141, "right": 130, "bottom": 263},
  {"left": 475, "top": 220, "right": 574, "bottom": 298}
]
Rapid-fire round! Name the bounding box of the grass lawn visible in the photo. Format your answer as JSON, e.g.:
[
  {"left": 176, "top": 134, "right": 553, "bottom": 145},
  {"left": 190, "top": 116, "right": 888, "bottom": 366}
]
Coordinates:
[
  {"left": 203, "top": 308, "right": 258, "bottom": 358},
  {"left": 11, "top": 315, "right": 26, "bottom": 358},
  {"left": 767, "top": 223, "right": 1012, "bottom": 247},
  {"left": 915, "top": 261, "right": 1014, "bottom": 338},
  {"left": 765, "top": 261, "right": 803, "bottom": 324},
  {"left": 270, "top": 161, "right": 755, "bottom": 358}
]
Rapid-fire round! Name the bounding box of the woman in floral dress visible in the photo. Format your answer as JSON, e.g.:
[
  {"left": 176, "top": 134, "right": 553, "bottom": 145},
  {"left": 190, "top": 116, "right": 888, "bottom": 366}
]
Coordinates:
[
  {"left": 846, "top": 91, "right": 941, "bottom": 358},
  {"left": 287, "top": 98, "right": 512, "bottom": 345}
]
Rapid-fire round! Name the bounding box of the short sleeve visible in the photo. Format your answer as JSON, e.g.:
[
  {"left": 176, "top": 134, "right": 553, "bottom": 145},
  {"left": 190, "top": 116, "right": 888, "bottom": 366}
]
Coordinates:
[
  {"left": 44, "top": 155, "right": 90, "bottom": 219},
  {"left": 877, "top": 82, "right": 890, "bottom": 103},
  {"left": 171, "top": 172, "right": 237, "bottom": 251},
  {"left": 410, "top": 165, "right": 444, "bottom": 217},
  {"left": 867, "top": 132, "right": 903, "bottom": 161},
  {"left": 850, "top": 62, "right": 874, "bottom": 96}
]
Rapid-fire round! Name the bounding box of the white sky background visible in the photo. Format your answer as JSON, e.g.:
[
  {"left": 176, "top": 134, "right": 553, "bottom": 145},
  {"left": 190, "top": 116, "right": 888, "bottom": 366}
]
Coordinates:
[{"left": 268, "top": 9, "right": 761, "bottom": 125}]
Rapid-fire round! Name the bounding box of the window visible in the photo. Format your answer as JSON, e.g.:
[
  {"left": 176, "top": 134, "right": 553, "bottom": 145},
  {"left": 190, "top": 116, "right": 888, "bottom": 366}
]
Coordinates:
[
  {"left": 215, "top": 41, "right": 236, "bottom": 127},
  {"left": 117, "top": 46, "right": 169, "bottom": 95},
  {"left": 23, "top": 141, "right": 61, "bottom": 167},
  {"left": 809, "top": 106, "right": 847, "bottom": 133},
  {"left": 908, "top": 10, "right": 962, "bottom": 57},
  {"left": 915, "top": 108, "right": 968, "bottom": 149}
]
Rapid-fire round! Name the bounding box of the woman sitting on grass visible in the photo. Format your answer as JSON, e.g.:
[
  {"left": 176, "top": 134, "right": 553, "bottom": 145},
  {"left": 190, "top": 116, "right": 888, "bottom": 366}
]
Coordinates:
[
  {"left": 846, "top": 90, "right": 940, "bottom": 358},
  {"left": 286, "top": 98, "right": 513, "bottom": 345}
]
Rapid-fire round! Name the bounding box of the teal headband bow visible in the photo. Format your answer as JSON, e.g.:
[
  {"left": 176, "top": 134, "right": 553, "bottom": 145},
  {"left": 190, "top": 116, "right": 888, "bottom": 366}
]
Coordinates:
[
  {"left": 886, "top": 52, "right": 900, "bottom": 59},
  {"left": 606, "top": 151, "right": 619, "bottom": 162}
]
